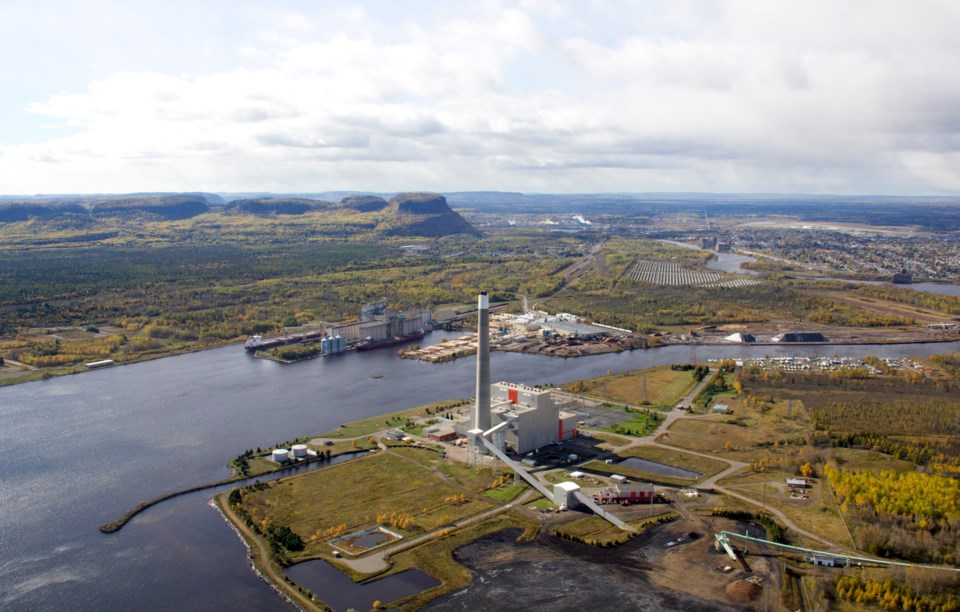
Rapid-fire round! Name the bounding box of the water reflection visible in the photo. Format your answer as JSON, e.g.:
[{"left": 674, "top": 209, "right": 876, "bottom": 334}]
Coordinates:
[
  {"left": 284, "top": 560, "right": 439, "bottom": 611},
  {"left": 618, "top": 457, "right": 701, "bottom": 479}
]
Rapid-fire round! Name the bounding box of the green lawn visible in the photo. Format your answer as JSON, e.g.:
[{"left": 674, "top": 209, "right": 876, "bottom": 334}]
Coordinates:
[{"left": 483, "top": 483, "right": 526, "bottom": 502}]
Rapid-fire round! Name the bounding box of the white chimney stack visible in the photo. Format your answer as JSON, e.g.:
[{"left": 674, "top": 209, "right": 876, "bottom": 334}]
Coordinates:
[{"left": 473, "top": 292, "right": 491, "bottom": 431}]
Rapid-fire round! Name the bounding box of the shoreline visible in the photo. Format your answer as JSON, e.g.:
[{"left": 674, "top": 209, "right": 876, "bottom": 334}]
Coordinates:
[
  {"left": 214, "top": 494, "right": 319, "bottom": 611},
  {"left": 5, "top": 332, "right": 958, "bottom": 388},
  {"left": 99, "top": 450, "right": 366, "bottom": 534}
]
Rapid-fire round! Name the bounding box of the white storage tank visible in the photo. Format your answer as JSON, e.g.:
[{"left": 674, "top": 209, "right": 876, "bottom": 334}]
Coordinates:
[
  {"left": 271, "top": 448, "right": 290, "bottom": 463},
  {"left": 291, "top": 444, "right": 308, "bottom": 458},
  {"left": 321, "top": 337, "right": 330, "bottom": 354}
]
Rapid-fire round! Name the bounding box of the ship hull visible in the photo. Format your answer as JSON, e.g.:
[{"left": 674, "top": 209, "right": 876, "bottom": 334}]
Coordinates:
[{"left": 356, "top": 331, "right": 425, "bottom": 351}]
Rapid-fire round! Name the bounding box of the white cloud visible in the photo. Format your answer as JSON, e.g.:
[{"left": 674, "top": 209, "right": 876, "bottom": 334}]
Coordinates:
[{"left": 1, "top": 0, "right": 959, "bottom": 194}]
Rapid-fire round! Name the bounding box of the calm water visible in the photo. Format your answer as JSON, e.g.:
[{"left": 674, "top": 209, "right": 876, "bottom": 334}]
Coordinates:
[
  {"left": 658, "top": 239, "right": 758, "bottom": 275},
  {"left": 816, "top": 278, "right": 960, "bottom": 297},
  {"left": 618, "top": 457, "right": 701, "bottom": 480},
  {"left": 664, "top": 238, "right": 960, "bottom": 296},
  {"left": 285, "top": 561, "right": 439, "bottom": 611},
  {"left": 2, "top": 332, "right": 959, "bottom": 610}
]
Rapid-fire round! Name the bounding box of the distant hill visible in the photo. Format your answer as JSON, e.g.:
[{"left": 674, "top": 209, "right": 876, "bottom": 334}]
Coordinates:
[
  {"left": 376, "top": 193, "right": 477, "bottom": 237},
  {"left": 0, "top": 202, "right": 87, "bottom": 223},
  {"left": 338, "top": 195, "right": 389, "bottom": 212},
  {"left": 0, "top": 195, "right": 210, "bottom": 223},
  {"left": 91, "top": 195, "right": 210, "bottom": 220},
  {"left": 224, "top": 198, "right": 332, "bottom": 215},
  {"left": 0, "top": 191, "right": 476, "bottom": 237}
]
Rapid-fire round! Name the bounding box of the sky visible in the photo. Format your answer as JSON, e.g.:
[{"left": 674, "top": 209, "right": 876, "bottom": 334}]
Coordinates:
[{"left": 1, "top": 0, "right": 959, "bottom": 196}]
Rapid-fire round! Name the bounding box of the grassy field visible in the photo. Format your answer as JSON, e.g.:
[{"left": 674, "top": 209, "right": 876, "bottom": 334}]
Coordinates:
[
  {"left": 314, "top": 400, "right": 468, "bottom": 439},
  {"left": 660, "top": 397, "right": 811, "bottom": 460},
  {"left": 690, "top": 371, "right": 738, "bottom": 411},
  {"left": 240, "top": 448, "right": 515, "bottom": 560},
  {"left": 718, "top": 467, "right": 855, "bottom": 547},
  {"left": 605, "top": 408, "right": 664, "bottom": 436},
  {"left": 562, "top": 366, "right": 700, "bottom": 407},
  {"left": 588, "top": 431, "right": 631, "bottom": 449},
  {"left": 482, "top": 483, "right": 526, "bottom": 502}
]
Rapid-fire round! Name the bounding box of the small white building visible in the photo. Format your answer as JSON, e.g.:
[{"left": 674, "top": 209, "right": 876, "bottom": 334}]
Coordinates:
[
  {"left": 553, "top": 481, "right": 580, "bottom": 508},
  {"left": 812, "top": 555, "right": 847, "bottom": 567}
]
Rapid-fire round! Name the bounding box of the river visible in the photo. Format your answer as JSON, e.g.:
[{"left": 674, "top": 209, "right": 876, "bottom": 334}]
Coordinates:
[{"left": 2, "top": 333, "right": 959, "bottom": 610}]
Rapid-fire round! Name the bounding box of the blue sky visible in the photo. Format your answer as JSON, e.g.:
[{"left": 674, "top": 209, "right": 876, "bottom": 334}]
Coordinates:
[{"left": 2, "top": 0, "right": 959, "bottom": 195}]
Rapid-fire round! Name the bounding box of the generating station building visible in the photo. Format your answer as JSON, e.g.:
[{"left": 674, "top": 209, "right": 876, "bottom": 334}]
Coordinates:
[{"left": 454, "top": 382, "right": 578, "bottom": 454}]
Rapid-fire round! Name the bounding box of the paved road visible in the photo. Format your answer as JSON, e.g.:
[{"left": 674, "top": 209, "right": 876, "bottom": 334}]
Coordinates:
[{"left": 569, "top": 367, "right": 838, "bottom": 549}]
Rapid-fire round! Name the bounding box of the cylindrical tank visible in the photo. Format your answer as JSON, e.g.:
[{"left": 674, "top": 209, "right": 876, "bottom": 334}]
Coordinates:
[
  {"left": 271, "top": 448, "right": 289, "bottom": 463},
  {"left": 291, "top": 444, "right": 308, "bottom": 458},
  {"left": 321, "top": 337, "right": 330, "bottom": 354},
  {"left": 335, "top": 335, "right": 345, "bottom": 353}
]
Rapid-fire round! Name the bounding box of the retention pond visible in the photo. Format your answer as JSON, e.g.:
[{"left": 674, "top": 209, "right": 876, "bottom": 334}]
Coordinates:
[
  {"left": 284, "top": 560, "right": 439, "bottom": 611},
  {"left": 618, "top": 457, "right": 702, "bottom": 480}
]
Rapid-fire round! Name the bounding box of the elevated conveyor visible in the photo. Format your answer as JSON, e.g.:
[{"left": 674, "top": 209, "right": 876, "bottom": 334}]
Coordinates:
[
  {"left": 475, "top": 433, "right": 635, "bottom": 532},
  {"left": 574, "top": 492, "right": 636, "bottom": 532},
  {"left": 476, "top": 434, "right": 554, "bottom": 500},
  {"left": 715, "top": 531, "right": 960, "bottom": 573}
]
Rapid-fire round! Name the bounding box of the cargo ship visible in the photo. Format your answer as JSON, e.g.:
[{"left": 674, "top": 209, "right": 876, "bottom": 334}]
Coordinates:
[
  {"left": 355, "top": 329, "right": 425, "bottom": 351},
  {"left": 244, "top": 328, "right": 323, "bottom": 352}
]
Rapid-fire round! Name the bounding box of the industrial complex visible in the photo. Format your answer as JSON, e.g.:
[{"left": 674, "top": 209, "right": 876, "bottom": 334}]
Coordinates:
[{"left": 244, "top": 300, "right": 431, "bottom": 354}]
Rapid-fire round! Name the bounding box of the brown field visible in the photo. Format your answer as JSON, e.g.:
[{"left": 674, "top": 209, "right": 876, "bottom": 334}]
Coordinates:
[
  {"left": 588, "top": 431, "right": 632, "bottom": 449},
  {"left": 241, "top": 448, "right": 509, "bottom": 559},
  {"left": 658, "top": 387, "right": 814, "bottom": 462},
  {"left": 821, "top": 291, "right": 953, "bottom": 324},
  {"left": 563, "top": 366, "right": 699, "bottom": 407},
  {"left": 720, "top": 467, "right": 854, "bottom": 546}
]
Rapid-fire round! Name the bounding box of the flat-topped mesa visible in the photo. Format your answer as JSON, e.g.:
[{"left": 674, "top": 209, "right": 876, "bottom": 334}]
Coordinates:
[
  {"left": 378, "top": 192, "right": 478, "bottom": 237},
  {"left": 390, "top": 192, "right": 452, "bottom": 215},
  {"left": 339, "top": 195, "right": 388, "bottom": 212}
]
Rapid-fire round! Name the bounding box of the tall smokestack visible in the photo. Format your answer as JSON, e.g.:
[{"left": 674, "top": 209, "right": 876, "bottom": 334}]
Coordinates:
[{"left": 473, "top": 291, "right": 491, "bottom": 431}]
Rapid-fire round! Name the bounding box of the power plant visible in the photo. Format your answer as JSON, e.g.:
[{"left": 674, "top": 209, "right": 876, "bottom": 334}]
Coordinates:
[{"left": 460, "top": 291, "right": 572, "bottom": 456}]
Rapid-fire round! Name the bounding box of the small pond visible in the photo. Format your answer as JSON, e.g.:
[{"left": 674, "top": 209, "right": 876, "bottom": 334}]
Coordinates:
[
  {"left": 330, "top": 526, "right": 401, "bottom": 554},
  {"left": 284, "top": 560, "right": 439, "bottom": 611},
  {"left": 618, "top": 457, "right": 702, "bottom": 480}
]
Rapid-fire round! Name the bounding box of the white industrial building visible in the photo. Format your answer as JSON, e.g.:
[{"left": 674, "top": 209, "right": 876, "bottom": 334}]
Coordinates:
[
  {"left": 456, "top": 382, "right": 578, "bottom": 455},
  {"left": 487, "top": 382, "right": 578, "bottom": 454},
  {"left": 553, "top": 481, "right": 581, "bottom": 508},
  {"left": 497, "top": 311, "right": 610, "bottom": 339}
]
